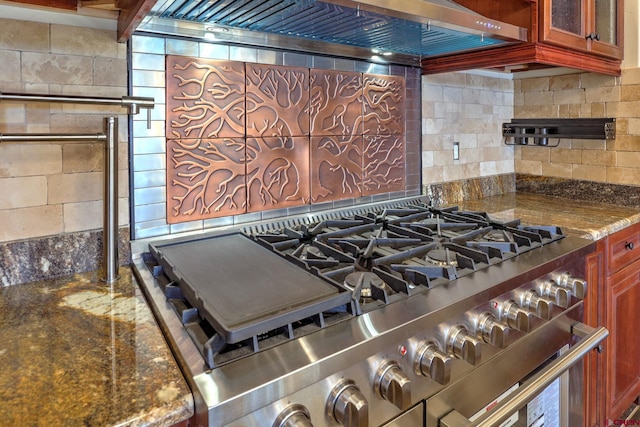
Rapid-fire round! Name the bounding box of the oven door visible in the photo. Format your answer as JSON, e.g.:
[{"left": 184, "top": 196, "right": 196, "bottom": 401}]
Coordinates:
[
  {"left": 426, "top": 322, "right": 607, "bottom": 427},
  {"left": 381, "top": 402, "right": 424, "bottom": 427}
]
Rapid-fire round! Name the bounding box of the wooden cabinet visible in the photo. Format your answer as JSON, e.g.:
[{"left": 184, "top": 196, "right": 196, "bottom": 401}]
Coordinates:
[
  {"left": 541, "top": 0, "right": 623, "bottom": 59},
  {"left": 586, "top": 222, "right": 640, "bottom": 426},
  {"left": 604, "top": 222, "right": 640, "bottom": 421},
  {"left": 421, "top": 0, "right": 623, "bottom": 76}
]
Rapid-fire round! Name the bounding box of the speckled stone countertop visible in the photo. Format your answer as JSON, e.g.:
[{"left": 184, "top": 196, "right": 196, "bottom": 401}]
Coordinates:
[
  {"left": 454, "top": 192, "right": 640, "bottom": 240},
  {"left": 0, "top": 267, "right": 193, "bottom": 426}
]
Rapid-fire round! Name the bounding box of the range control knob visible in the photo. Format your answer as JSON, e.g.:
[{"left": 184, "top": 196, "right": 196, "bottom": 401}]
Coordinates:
[
  {"left": 500, "top": 300, "right": 534, "bottom": 332},
  {"left": 447, "top": 325, "right": 482, "bottom": 365},
  {"left": 539, "top": 279, "right": 570, "bottom": 308},
  {"left": 521, "top": 289, "right": 554, "bottom": 320},
  {"left": 327, "top": 379, "right": 368, "bottom": 427},
  {"left": 373, "top": 361, "right": 411, "bottom": 410},
  {"left": 273, "top": 404, "right": 313, "bottom": 427},
  {"left": 557, "top": 273, "right": 587, "bottom": 299},
  {"left": 476, "top": 312, "right": 510, "bottom": 348},
  {"left": 414, "top": 341, "right": 452, "bottom": 385}
]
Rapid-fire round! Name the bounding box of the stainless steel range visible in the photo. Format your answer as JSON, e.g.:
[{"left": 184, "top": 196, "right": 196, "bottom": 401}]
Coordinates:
[{"left": 132, "top": 197, "right": 607, "bottom": 427}]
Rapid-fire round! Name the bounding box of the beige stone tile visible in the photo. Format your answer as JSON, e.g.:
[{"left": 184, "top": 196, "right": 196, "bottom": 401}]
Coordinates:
[
  {"left": 626, "top": 118, "right": 640, "bottom": 135},
  {"left": 585, "top": 86, "right": 621, "bottom": 103},
  {"left": 603, "top": 101, "right": 640, "bottom": 118},
  {"left": 423, "top": 85, "right": 443, "bottom": 102},
  {"left": 118, "top": 172, "right": 129, "bottom": 199},
  {"left": 550, "top": 148, "right": 582, "bottom": 164},
  {"left": 48, "top": 172, "right": 103, "bottom": 204},
  {"left": 421, "top": 151, "right": 434, "bottom": 168},
  {"left": 0, "top": 51, "right": 21, "bottom": 82},
  {"left": 557, "top": 104, "right": 581, "bottom": 118},
  {"left": 0, "top": 205, "right": 63, "bottom": 242},
  {"left": 553, "top": 89, "right": 585, "bottom": 105},
  {"left": 0, "top": 144, "right": 62, "bottom": 177},
  {"left": 550, "top": 74, "right": 580, "bottom": 90},
  {"left": 0, "top": 176, "right": 47, "bottom": 209},
  {"left": 62, "top": 143, "right": 103, "bottom": 173},
  {"left": 514, "top": 92, "right": 525, "bottom": 106},
  {"left": 513, "top": 79, "right": 522, "bottom": 93},
  {"left": 542, "top": 162, "right": 572, "bottom": 178},
  {"left": 621, "top": 68, "right": 640, "bottom": 85},
  {"left": 571, "top": 140, "right": 606, "bottom": 150},
  {"left": 616, "top": 151, "right": 640, "bottom": 168},
  {"left": 481, "top": 159, "right": 514, "bottom": 176},
  {"left": 94, "top": 58, "right": 127, "bottom": 87},
  {"left": 434, "top": 150, "right": 455, "bottom": 166},
  {"left": 442, "top": 86, "right": 463, "bottom": 103},
  {"left": 421, "top": 134, "right": 446, "bottom": 151},
  {"left": 572, "top": 164, "right": 607, "bottom": 182},
  {"left": 424, "top": 73, "right": 466, "bottom": 87},
  {"left": 515, "top": 104, "right": 557, "bottom": 117},
  {"left": 520, "top": 77, "right": 550, "bottom": 92},
  {"left": 51, "top": 25, "right": 118, "bottom": 58},
  {"left": 620, "top": 84, "right": 640, "bottom": 102},
  {"left": 22, "top": 53, "right": 93, "bottom": 85},
  {"left": 607, "top": 167, "right": 640, "bottom": 185},
  {"left": 515, "top": 159, "right": 542, "bottom": 175},
  {"left": 519, "top": 146, "right": 550, "bottom": 162},
  {"left": 63, "top": 200, "right": 101, "bottom": 232},
  {"left": 60, "top": 85, "right": 128, "bottom": 98},
  {"left": 49, "top": 113, "right": 106, "bottom": 134},
  {"left": 606, "top": 135, "right": 640, "bottom": 151},
  {"left": 0, "top": 103, "right": 26, "bottom": 127},
  {"left": 581, "top": 73, "right": 620, "bottom": 88},
  {"left": 581, "top": 149, "right": 616, "bottom": 166},
  {"left": 422, "top": 166, "right": 444, "bottom": 185},
  {"left": 614, "top": 118, "right": 628, "bottom": 135},
  {"left": 0, "top": 19, "right": 49, "bottom": 52},
  {"left": 480, "top": 146, "right": 504, "bottom": 162}
]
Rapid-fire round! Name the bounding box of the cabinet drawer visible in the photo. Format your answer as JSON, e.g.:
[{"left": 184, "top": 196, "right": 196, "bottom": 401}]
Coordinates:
[{"left": 607, "top": 222, "right": 640, "bottom": 274}]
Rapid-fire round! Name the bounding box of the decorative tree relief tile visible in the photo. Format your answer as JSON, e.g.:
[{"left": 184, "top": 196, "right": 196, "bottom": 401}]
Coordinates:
[
  {"left": 362, "top": 135, "right": 405, "bottom": 196},
  {"left": 246, "top": 64, "right": 310, "bottom": 137},
  {"left": 310, "top": 136, "right": 362, "bottom": 203},
  {"left": 167, "top": 138, "right": 247, "bottom": 223},
  {"left": 245, "top": 137, "right": 310, "bottom": 212},
  {"left": 310, "top": 70, "right": 363, "bottom": 136},
  {"left": 362, "top": 74, "right": 405, "bottom": 135},
  {"left": 166, "top": 56, "right": 245, "bottom": 139}
]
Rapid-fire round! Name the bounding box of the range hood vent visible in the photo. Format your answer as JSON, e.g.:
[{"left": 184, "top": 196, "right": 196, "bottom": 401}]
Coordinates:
[{"left": 139, "top": 0, "right": 527, "bottom": 66}]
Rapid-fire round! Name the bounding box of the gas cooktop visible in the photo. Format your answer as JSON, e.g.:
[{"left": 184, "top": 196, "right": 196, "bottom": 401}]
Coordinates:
[{"left": 143, "top": 197, "right": 565, "bottom": 369}]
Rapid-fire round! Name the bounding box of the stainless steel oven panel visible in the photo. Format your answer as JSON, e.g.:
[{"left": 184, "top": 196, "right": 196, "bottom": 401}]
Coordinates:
[
  {"left": 426, "top": 305, "right": 607, "bottom": 426},
  {"left": 381, "top": 402, "right": 424, "bottom": 427}
]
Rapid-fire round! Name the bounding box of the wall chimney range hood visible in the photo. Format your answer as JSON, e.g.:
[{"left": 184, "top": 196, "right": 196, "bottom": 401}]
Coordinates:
[{"left": 138, "top": 0, "right": 527, "bottom": 66}]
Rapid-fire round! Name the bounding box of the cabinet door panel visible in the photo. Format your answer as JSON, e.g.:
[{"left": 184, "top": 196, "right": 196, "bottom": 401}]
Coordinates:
[
  {"left": 595, "top": 0, "right": 617, "bottom": 45},
  {"left": 551, "top": 0, "right": 583, "bottom": 35},
  {"left": 606, "top": 262, "right": 640, "bottom": 419}
]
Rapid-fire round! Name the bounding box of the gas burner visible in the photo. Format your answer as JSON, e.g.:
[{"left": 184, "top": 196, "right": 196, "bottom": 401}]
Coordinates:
[
  {"left": 426, "top": 249, "right": 458, "bottom": 267},
  {"left": 343, "top": 271, "right": 394, "bottom": 301},
  {"left": 484, "top": 230, "right": 509, "bottom": 242}
]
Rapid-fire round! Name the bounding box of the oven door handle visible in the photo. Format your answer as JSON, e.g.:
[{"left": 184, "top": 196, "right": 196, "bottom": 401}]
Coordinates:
[{"left": 440, "top": 323, "right": 608, "bottom": 427}]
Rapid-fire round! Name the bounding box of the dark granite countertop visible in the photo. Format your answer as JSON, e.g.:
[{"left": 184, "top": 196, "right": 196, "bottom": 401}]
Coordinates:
[
  {"left": 455, "top": 192, "right": 640, "bottom": 240},
  {"left": 0, "top": 267, "right": 193, "bottom": 426}
]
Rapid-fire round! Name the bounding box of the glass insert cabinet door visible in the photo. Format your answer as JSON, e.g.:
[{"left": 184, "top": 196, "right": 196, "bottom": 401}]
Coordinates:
[
  {"left": 594, "top": 0, "right": 617, "bottom": 45},
  {"left": 551, "top": 0, "right": 583, "bottom": 35},
  {"left": 542, "top": 0, "right": 622, "bottom": 59}
]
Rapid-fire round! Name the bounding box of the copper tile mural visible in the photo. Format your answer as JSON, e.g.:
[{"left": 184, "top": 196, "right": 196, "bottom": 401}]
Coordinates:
[
  {"left": 362, "top": 135, "right": 405, "bottom": 196},
  {"left": 362, "top": 74, "right": 405, "bottom": 135},
  {"left": 167, "top": 138, "right": 247, "bottom": 223},
  {"left": 246, "top": 137, "right": 310, "bottom": 212},
  {"left": 164, "top": 55, "right": 408, "bottom": 224},
  {"left": 311, "top": 136, "right": 362, "bottom": 203},
  {"left": 246, "top": 64, "right": 310, "bottom": 137},
  {"left": 166, "top": 56, "right": 245, "bottom": 139},
  {"left": 310, "top": 70, "right": 363, "bottom": 136}
]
